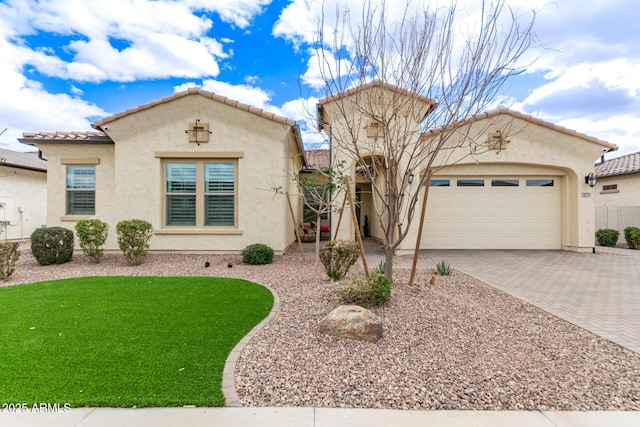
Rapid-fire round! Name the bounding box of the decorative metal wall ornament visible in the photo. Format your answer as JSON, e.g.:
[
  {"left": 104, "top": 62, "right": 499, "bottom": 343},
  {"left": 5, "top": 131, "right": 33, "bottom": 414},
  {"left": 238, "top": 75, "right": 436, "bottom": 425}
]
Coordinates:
[{"left": 185, "top": 119, "right": 212, "bottom": 145}]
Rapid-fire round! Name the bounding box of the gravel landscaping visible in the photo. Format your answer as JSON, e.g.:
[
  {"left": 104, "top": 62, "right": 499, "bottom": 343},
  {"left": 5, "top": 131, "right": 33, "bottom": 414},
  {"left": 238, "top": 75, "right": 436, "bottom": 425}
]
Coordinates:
[{"left": 6, "top": 244, "right": 640, "bottom": 410}]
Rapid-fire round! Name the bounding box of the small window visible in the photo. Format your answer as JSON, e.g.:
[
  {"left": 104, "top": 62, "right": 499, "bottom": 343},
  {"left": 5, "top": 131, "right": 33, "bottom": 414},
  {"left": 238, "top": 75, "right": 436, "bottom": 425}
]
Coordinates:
[
  {"left": 66, "top": 165, "right": 95, "bottom": 215},
  {"left": 492, "top": 179, "right": 519, "bottom": 187},
  {"left": 603, "top": 184, "right": 617, "bottom": 191},
  {"left": 429, "top": 179, "right": 450, "bottom": 187},
  {"left": 526, "top": 179, "right": 554, "bottom": 187},
  {"left": 457, "top": 179, "right": 484, "bottom": 187}
]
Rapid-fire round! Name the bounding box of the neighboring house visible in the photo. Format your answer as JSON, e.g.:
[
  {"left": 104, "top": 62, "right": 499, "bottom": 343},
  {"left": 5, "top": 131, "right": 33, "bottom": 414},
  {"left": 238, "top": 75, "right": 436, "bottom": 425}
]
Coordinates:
[
  {"left": 319, "top": 81, "right": 616, "bottom": 253},
  {"left": 594, "top": 151, "right": 640, "bottom": 243},
  {"left": 20, "top": 88, "right": 306, "bottom": 254},
  {"left": 0, "top": 148, "right": 47, "bottom": 240}
]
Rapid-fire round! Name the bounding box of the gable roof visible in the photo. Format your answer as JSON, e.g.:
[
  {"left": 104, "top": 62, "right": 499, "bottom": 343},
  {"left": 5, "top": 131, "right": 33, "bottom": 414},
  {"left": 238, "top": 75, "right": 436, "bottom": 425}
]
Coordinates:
[
  {"left": 0, "top": 148, "right": 47, "bottom": 172},
  {"left": 318, "top": 80, "right": 434, "bottom": 106},
  {"left": 94, "top": 87, "right": 297, "bottom": 127},
  {"left": 595, "top": 151, "right": 640, "bottom": 178},
  {"left": 421, "top": 107, "right": 617, "bottom": 150}
]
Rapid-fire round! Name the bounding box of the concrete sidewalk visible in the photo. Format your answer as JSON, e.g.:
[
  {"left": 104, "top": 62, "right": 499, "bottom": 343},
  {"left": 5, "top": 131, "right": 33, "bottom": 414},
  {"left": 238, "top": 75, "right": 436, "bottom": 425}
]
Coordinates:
[{"left": 2, "top": 407, "right": 640, "bottom": 427}]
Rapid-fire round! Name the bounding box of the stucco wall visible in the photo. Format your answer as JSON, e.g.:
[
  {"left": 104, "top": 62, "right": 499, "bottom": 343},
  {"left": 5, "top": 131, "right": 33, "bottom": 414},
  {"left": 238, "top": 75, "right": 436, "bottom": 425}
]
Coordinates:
[
  {"left": 38, "top": 94, "right": 301, "bottom": 254},
  {"left": 0, "top": 165, "right": 47, "bottom": 240},
  {"left": 594, "top": 174, "right": 640, "bottom": 243}
]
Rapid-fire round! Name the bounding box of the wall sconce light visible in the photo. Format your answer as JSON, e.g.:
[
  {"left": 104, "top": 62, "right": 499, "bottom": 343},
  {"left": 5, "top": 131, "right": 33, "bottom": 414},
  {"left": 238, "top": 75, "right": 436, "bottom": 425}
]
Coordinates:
[
  {"left": 585, "top": 172, "right": 596, "bottom": 188},
  {"left": 407, "top": 170, "right": 415, "bottom": 184}
]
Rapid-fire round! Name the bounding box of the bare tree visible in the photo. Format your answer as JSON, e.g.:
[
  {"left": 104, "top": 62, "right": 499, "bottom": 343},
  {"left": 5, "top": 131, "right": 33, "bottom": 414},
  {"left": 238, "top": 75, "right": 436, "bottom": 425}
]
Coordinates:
[{"left": 314, "top": 0, "right": 539, "bottom": 281}]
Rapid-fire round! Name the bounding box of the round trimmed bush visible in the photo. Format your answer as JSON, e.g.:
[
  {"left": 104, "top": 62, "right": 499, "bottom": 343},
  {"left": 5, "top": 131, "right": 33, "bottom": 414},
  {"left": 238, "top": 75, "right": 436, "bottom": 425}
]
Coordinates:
[
  {"left": 242, "top": 243, "right": 274, "bottom": 265},
  {"left": 31, "top": 226, "right": 74, "bottom": 265},
  {"left": 595, "top": 228, "right": 619, "bottom": 247}
]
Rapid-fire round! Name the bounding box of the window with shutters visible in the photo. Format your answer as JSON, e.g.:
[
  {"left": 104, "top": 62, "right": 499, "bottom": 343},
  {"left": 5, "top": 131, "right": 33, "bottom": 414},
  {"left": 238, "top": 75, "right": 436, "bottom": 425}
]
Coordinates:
[
  {"left": 66, "top": 165, "right": 95, "bottom": 215},
  {"left": 165, "top": 160, "right": 236, "bottom": 227}
]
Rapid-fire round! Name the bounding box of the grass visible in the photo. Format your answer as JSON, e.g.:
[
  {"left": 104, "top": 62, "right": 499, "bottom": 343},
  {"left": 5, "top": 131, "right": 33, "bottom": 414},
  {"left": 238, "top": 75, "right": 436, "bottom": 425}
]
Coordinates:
[{"left": 0, "top": 276, "right": 273, "bottom": 407}]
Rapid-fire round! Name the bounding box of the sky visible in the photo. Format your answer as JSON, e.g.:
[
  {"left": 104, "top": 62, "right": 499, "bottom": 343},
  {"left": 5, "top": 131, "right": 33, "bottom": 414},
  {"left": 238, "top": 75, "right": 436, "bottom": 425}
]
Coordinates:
[{"left": 1, "top": 0, "right": 639, "bottom": 159}]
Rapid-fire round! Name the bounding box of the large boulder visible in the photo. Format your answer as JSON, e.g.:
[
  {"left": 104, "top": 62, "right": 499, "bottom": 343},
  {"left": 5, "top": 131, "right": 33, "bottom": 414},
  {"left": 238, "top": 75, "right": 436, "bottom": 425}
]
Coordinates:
[{"left": 318, "top": 305, "right": 383, "bottom": 343}]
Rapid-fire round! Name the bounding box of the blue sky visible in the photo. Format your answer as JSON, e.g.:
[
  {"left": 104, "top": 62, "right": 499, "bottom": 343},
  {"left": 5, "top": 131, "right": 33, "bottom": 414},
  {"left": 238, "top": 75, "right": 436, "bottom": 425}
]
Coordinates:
[{"left": 1, "top": 0, "right": 639, "bottom": 158}]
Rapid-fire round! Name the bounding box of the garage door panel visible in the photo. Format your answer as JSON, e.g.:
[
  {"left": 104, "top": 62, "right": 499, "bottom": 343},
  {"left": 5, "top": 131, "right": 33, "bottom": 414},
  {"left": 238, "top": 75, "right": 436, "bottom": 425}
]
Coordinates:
[{"left": 422, "top": 176, "right": 561, "bottom": 249}]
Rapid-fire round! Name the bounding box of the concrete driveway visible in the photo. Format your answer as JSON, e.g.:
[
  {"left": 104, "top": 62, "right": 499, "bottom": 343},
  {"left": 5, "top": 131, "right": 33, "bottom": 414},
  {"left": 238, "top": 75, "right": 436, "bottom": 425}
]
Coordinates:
[{"left": 421, "top": 248, "right": 640, "bottom": 354}]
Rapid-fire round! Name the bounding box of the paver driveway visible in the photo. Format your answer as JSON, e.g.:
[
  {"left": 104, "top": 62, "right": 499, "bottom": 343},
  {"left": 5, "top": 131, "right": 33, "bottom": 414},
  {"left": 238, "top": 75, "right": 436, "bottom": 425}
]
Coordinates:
[{"left": 421, "top": 248, "right": 640, "bottom": 354}]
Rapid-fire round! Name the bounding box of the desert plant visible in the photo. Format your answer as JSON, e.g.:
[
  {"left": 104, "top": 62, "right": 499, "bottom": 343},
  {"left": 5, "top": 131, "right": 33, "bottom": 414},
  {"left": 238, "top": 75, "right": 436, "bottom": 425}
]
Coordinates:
[
  {"left": 435, "top": 260, "right": 452, "bottom": 276},
  {"left": 375, "top": 260, "right": 386, "bottom": 275},
  {"left": 623, "top": 226, "right": 640, "bottom": 249},
  {"left": 242, "top": 243, "right": 275, "bottom": 265},
  {"left": 116, "top": 219, "right": 153, "bottom": 266},
  {"left": 319, "top": 239, "right": 360, "bottom": 281},
  {"left": 0, "top": 241, "right": 20, "bottom": 280},
  {"left": 75, "top": 219, "right": 109, "bottom": 263},
  {"left": 339, "top": 272, "right": 391, "bottom": 308},
  {"left": 30, "top": 226, "right": 74, "bottom": 265},
  {"left": 595, "top": 228, "right": 619, "bottom": 247}
]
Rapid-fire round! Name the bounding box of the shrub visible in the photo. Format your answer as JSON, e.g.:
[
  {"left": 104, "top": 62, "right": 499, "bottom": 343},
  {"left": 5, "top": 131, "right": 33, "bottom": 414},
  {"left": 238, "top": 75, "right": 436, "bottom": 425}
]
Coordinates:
[
  {"left": 375, "top": 260, "right": 385, "bottom": 275},
  {"left": 319, "top": 240, "right": 360, "bottom": 281},
  {"left": 75, "top": 219, "right": 109, "bottom": 263},
  {"left": 242, "top": 243, "right": 275, "bottom": 265},
  {"left": 624, "top": 226, "right": 640, "bottom": 250},
  {"left": 595, "top": 228, "right": 620, "bottom": 247},
  {"left": 435, "top": 260, "right": 452, "bottom": 276},
  {"left": 30, "top": 226, "right": 74, "bottom": 265},
  {"left": 0, "top": 241, "right": 20, "bottom": 280},
  {"left": 339, "top": 272, "right": 391, "bottom": 308},
  {"left": 116, "top": 219, "right": 153, "bottom": 266}
]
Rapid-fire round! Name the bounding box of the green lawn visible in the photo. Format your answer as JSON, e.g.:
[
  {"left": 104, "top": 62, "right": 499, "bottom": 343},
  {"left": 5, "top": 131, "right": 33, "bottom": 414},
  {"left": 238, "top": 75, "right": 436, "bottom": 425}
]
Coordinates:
[{"left": 0, "top": 276, "right": 273, "bottom": 407}]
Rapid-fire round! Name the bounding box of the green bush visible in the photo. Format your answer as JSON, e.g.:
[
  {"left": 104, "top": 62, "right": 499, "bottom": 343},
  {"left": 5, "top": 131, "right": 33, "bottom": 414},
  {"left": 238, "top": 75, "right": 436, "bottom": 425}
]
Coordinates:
[
  {"left": 624, "top": 226, "right": 640, "bottom": 250},
  {"left": 75, "top": 219, "right": 109, "bottom": 263},
  {"left": 595, "top": 228, "right": 619, "bottom": 247},
  {"left": 319, "top": 240, "right": 359, "bottom": 281},
  {"left": 30, "top": 226, "right": 74, "bottom": 266},
  {"left": 339, "top": 272, "right": 391, "bottom": 308},
  {"left": 116, "top": 219, "right": 153, "bottom": 266},
  {"left": 435, "top": 260, "right": 452, "bottom": 276},
  {"left": 0, "top": 241, "right": 20, "bottom": 280},
  {"left": 242, "top": 243, "right": 275, "bottom": 265}
]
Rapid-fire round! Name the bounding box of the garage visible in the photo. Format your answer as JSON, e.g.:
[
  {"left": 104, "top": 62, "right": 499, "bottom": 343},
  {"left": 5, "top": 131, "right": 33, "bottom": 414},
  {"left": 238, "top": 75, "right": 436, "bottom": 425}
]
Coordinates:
[{"left": 422, "top": 176, "right": 561, "bottom": 249}]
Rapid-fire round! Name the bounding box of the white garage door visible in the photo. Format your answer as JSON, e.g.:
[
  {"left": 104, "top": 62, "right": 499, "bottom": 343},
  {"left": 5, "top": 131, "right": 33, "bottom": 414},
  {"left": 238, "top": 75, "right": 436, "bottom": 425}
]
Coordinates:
[{"left": 422, "top": 177, "right": 561, "bottom": 249}]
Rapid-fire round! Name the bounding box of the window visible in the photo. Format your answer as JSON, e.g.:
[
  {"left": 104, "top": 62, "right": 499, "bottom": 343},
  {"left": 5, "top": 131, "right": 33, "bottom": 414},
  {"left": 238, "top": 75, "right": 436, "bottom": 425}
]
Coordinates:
[
  {"left": 492, "top": 179, "right": 519, "bottom": 187},
  {"left": 526, "top": 179, "right": 554, "bottom": 187},
  {"left": 165, "top": 160, "right": 236, "bottom": 227},
  {"left": 303, "top": 185, "right": 329, "bottom": 222},
  {"left": 429, "top": 179, "right": 450, "bottom": 187},
  {"left": 457, "top": 179, "right": 484, "bottom": 187},
  {"left": 66, "top": 165, "right": 95, "bottom": 215}
]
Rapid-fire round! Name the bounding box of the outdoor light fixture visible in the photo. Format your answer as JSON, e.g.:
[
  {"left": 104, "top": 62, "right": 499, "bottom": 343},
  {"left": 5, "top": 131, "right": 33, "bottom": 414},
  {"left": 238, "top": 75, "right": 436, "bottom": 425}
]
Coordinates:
[
  {"left": 585, "top": 172, "right": 596, "bottom": 188},
  {"left": 407, "top": 170, "right": 415, "bottom": 184}
]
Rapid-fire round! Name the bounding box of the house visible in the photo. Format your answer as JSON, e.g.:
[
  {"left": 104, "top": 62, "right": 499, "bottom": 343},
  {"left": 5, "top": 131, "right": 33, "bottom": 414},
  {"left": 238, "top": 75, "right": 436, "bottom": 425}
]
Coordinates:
[
  {"left": 594, "top": 151, "right": 640, "bottom": 243},
  {"left": 20, "top": 82, "right": 615, "bottom": 255},
  {"left": 318, "top": 81, "right": 616, "bottom": 253},
  {"left": 0, "top": 148, "right": 47, "bottom": 240},
  {"left": 20, "top": 88, "right": 306, "bottom": 254}
]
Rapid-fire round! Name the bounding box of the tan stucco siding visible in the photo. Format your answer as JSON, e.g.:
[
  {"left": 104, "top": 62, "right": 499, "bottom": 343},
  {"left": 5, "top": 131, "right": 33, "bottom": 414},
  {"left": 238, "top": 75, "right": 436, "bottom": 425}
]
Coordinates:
[
  {"left": 594, "top": 174, "right": 640, "bottom": 243},
  {"left": 0, "top": 166, "right": 47, "bottom": 240},
  {"left": 37, "top": 94, "right": 300, "bottom": 254}
]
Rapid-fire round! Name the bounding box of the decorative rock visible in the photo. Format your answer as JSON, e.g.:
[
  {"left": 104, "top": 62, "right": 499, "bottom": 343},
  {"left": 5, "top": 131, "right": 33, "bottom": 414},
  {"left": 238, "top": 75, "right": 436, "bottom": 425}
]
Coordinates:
[{"left": 318, "top": 305, "right": 383, "bottom": 343}]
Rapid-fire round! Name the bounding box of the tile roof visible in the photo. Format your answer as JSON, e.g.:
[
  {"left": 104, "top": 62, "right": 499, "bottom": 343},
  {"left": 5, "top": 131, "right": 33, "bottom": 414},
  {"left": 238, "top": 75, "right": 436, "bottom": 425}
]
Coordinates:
[
  {"left": 421, "top": 107, "right": 617, "bottom": 149},
  {"left": 305, "top": 149, "right": 330, "bottom": 169},
  {"left": 319, "top": 79, "right": 434, "bottom": 106},
  {"left": 595, "top": 151, "right": 640, "bottom": 178},
  {"left": 94, "top": 87, "right": 297, "bottom": 127},
  {"left": 20, "top": 131, "right": 110, "bottom": 142},
  {"left": 0, "top": 148, "right": 47, "bottom": 171}
]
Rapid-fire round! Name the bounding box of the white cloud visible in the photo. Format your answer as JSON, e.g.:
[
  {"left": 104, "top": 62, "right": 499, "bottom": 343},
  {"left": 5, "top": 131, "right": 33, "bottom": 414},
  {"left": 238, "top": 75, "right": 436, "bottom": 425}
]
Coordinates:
[{"left": 174, "top": 80, "right": 273, "bottom": 110}]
